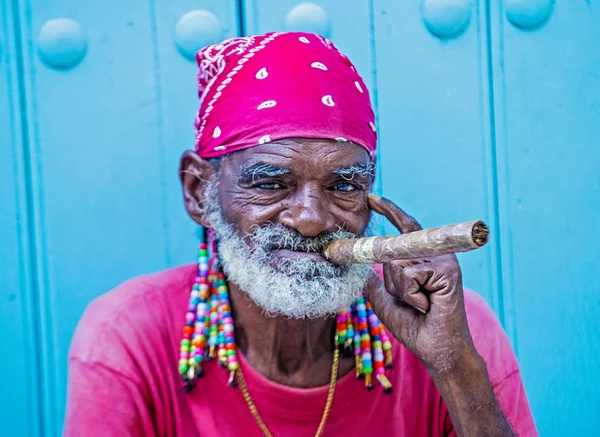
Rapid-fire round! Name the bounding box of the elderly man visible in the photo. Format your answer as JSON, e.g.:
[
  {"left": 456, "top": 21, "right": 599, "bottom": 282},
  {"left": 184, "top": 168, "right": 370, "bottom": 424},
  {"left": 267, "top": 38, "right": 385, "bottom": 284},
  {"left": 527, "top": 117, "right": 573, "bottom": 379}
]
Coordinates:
[{"left": 64, "top": 32, "right": 536, "bottom": 437}]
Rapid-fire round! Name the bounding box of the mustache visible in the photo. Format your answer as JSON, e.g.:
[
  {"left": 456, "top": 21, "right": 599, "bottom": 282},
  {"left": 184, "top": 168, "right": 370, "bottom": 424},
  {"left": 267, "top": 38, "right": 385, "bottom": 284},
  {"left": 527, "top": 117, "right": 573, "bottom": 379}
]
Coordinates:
[{"left": 248, "top": 224, "right": 357, "bottom": 254}]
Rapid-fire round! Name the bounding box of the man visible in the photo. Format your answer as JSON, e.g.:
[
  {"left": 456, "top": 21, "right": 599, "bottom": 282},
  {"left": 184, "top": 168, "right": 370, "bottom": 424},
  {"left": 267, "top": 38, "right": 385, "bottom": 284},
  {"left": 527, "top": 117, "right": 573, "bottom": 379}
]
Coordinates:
[{"left": 64, "top": 32, "right": 537, "bottom": 436}]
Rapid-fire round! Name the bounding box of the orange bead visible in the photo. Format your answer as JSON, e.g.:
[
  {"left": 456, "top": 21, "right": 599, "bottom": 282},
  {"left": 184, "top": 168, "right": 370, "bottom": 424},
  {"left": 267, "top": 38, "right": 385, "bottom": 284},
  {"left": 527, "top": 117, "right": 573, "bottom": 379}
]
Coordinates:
[
  {"left": 225, "top": 343, "right": 236, "bottom": 350},
  {"left": 361, "top": 341, "right": 370, "bottom": 349},
  {"left": 359, "top": 322, "right": 368, "bottom": 331},
  {"left": 183, "top": 326, "right": 194, "bottom": 335},
  {"left": 221, "top": 304, "right": 231, "bottom": 312}
]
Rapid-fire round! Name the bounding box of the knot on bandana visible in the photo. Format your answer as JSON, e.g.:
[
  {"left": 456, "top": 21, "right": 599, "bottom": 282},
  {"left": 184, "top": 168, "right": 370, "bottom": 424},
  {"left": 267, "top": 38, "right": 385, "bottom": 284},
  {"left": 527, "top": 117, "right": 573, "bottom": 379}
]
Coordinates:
[{"left": 194, "top": 32, "right": 377, "bottom": 158}]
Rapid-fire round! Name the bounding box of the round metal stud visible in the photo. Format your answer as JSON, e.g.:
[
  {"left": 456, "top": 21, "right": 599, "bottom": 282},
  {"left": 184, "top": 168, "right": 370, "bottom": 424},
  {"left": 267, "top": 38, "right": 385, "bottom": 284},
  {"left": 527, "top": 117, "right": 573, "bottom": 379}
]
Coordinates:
[
  {"left": 37, "top": 18, "right": 87, "bottom": 69},
  {"left": 285, "top": 3, "right": 332, "bottom": 38},
  {"left": 505, "top": 0, "right": 553, "bottom": 29},
  {"left": 422, "top": 0, "right": 472, "bottom": 39},
  {"left": 174, "top": 10, "right": 224, "bottom": 61}
]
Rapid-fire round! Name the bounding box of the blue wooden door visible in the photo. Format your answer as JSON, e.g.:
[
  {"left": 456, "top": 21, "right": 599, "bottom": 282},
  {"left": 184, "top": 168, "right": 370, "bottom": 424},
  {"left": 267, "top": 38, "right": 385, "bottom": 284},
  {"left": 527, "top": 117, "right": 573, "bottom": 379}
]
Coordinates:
[{"left": 1, "top": 1, "right": 598, "bottom": 436}]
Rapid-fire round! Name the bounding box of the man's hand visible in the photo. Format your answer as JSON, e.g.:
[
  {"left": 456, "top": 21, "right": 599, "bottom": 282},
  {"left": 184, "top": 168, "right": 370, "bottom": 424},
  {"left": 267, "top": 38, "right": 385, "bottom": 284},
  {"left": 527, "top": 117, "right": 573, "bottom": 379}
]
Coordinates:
[
  {"left": 365, "top": 193, "right": 476, "bottom": 374},
  {"left": 365, "top": 194, "right": 514, "bottom": 437}
]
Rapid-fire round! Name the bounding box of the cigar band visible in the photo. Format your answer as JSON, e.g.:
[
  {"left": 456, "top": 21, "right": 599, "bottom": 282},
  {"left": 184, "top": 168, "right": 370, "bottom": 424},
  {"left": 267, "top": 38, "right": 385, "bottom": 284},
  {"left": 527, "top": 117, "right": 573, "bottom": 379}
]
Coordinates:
[{"left": 353, "top": 237, "right": 376, "bottom": 263}]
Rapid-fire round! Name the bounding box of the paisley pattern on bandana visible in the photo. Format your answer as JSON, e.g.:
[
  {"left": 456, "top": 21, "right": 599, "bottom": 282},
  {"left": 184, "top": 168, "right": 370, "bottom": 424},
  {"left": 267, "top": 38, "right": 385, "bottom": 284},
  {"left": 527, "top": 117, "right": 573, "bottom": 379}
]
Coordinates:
[{"left": 194, "top": 32, "right": 377, "bottom": 158}]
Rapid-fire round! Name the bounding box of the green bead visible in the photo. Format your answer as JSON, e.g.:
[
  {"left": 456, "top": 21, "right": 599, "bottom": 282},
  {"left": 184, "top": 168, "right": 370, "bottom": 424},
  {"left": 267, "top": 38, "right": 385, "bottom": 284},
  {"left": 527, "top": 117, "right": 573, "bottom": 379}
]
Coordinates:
[
  {"left": 361, "top": 334, "right": 370, "bottom": 341},
  {"left": 181, "top": 339, "right": 191, "bottom": 347},
  {"left": 179, "top": 363, "right": 189, "bottom": 374},
  {"left": 363, "top": 366, "right": 373, "bottom": 374},
  {"left": 373, "top": 340, "right": 382, "bottom": 349},
  {"left": 226, "top": 350, "right": 236, "bottom": 357},
  {"left": 194, "top": 355, "right": 203, "bottom": 363},
  {"left": 199, "top": 249, "right": 208, "bottom": 256},
  {"left": 180, "top": 346, "right": 190, "bottom": 353}
]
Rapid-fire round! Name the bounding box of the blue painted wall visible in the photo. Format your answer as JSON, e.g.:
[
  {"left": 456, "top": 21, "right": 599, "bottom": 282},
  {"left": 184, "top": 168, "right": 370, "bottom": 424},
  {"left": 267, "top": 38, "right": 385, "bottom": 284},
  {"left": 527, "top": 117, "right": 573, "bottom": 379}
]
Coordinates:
[{"left": 1, "top": 1, "right": 598, "bottom": 436}]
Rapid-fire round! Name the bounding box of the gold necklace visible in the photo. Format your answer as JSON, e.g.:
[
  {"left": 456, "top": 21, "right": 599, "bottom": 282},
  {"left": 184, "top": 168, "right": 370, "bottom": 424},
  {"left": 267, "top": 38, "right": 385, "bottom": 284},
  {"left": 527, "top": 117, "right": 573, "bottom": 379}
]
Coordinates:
[{"left": 236, "top": 342, "right": 340, "bottom": 437}]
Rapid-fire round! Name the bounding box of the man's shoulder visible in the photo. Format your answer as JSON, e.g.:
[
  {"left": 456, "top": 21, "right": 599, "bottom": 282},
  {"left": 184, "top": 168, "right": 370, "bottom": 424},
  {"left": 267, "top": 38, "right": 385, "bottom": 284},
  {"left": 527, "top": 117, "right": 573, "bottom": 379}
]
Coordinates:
[
  {"left": 463, "top": 289, "right": 519, "bottom": 385},
  {"left": 69, "top": 264, "right": 196, "bottom": 365}
]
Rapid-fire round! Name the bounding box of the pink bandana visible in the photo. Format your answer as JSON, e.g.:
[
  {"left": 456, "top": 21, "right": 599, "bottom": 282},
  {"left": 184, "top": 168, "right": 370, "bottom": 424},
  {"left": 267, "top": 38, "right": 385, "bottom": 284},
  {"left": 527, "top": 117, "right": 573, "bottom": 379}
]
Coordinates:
[{"left": 194, "top": 32, "right": 377, "bottom": 159}]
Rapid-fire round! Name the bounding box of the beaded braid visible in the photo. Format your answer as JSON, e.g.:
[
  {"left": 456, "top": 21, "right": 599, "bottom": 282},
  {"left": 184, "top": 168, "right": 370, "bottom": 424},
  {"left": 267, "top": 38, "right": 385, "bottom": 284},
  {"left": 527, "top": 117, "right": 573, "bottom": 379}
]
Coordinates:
[{"left": 179, "top": 228, "right": 394, "bottom": 393}]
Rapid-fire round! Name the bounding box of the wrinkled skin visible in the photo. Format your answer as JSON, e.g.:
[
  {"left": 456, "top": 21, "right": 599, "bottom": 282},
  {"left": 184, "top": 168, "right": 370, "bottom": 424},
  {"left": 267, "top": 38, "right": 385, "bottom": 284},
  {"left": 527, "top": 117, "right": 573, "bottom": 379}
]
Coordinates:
[{"left": 180, "top": 139, "right": 513, "bottom": 437}]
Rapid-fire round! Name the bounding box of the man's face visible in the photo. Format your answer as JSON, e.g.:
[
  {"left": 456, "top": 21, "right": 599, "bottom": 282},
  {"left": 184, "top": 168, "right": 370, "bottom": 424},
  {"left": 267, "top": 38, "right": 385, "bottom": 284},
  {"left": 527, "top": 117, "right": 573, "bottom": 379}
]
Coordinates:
[
  {"left": 182, "top": 138, "right": 375, "bottom": 318},
  {"left": 216, "top": 138, "right": 374, "bottom": 252}
]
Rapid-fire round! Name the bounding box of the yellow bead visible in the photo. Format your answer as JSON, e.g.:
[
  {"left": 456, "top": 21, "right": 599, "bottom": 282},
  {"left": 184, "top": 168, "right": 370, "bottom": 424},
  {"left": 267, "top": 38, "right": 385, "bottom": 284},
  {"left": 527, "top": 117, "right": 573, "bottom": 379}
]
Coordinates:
[{"left": 228, "top": 361, "right": 239, "bottom": 371}]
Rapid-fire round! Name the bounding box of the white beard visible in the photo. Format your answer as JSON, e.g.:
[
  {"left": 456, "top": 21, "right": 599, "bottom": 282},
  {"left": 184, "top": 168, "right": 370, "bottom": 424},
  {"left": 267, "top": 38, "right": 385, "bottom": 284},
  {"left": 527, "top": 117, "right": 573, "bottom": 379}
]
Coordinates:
[{"left": 204, "top": 181, "right": 371, "bottom": 319}]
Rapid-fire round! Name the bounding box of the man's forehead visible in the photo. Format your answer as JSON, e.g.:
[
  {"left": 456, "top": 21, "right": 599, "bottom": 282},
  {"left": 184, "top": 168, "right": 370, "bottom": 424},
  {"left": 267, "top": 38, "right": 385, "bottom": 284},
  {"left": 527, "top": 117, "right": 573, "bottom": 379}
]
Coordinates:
[{"left": 228, "top": 138, "right": 372, "bottom": 175}]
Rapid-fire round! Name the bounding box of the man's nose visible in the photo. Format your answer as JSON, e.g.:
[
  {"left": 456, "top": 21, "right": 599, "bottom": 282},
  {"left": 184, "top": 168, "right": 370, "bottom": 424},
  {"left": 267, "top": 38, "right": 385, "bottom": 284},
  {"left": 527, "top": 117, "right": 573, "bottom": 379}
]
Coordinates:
[{"left": 279, "top": 185, "right": 336, "bottom": 237}]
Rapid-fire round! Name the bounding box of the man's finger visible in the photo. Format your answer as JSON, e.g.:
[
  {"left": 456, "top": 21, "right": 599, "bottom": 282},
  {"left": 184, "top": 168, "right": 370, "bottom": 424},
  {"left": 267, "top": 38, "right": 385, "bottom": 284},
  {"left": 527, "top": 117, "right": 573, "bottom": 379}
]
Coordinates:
[
  {"left": 384, "top": 263, "right": 430, "bottom": 314},
  {"left": 368, "top": 194, "right": 422, "bottom": 234}
]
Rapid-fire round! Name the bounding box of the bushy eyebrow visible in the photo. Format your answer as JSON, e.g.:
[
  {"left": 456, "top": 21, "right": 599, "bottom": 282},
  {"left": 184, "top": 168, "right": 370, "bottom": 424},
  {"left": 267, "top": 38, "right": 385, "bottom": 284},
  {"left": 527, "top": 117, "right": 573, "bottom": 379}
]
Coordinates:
[
  {"left": 332, "top": 162, "right": 376, "bottom": 181},
  {"left": 240, "top": 162, "right": 292, "bottom": 182}
]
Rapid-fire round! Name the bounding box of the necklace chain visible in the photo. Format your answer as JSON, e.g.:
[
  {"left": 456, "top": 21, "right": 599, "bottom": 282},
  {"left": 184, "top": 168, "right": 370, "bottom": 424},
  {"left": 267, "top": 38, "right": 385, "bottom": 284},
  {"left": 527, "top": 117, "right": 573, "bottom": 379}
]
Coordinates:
[{"left": 236, "top": 342, "right": 340, "bottom": 437}]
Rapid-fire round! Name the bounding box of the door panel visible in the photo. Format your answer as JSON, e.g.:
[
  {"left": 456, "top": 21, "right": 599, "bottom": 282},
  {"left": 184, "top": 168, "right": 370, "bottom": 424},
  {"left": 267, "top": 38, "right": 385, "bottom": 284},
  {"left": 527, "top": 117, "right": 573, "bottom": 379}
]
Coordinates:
[
  {"left": 0, "top": 1, "right": 42, "bottom": 435},
  {"left": 372, "top": 0, "right": 499, "bottom": 310},
  {"left": 11, "top": 0, "right": 239, "bottom": 435},
  {"left": 488, "top": 2, "right": 600, "bottom": 435}
]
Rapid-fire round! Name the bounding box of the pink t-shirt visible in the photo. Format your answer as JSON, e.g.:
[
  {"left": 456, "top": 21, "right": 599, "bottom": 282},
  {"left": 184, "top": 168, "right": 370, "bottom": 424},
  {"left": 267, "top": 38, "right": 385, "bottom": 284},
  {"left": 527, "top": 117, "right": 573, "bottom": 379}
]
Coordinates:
[{"left": 64, "top": 264, "right": 537, "bottom": 436}]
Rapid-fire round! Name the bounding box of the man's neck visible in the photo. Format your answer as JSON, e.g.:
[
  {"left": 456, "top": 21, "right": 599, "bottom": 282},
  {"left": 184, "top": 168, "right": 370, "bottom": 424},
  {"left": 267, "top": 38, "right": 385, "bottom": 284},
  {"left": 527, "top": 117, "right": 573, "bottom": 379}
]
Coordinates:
[{"left": 229, "top": 283, "right": 355, "bottom": 388}]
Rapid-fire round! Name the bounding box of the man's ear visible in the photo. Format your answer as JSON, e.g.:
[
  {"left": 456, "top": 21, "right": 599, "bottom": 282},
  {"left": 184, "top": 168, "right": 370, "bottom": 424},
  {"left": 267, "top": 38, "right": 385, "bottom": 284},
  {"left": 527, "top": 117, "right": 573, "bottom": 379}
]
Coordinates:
[{"left": 179, "top": 150, "right": 217, "bottom": 227}]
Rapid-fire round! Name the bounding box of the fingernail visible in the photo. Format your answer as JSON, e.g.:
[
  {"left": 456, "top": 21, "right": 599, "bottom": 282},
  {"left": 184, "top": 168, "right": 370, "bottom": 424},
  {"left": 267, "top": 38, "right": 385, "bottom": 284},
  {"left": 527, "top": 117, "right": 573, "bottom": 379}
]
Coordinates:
[{"left": 368, "top": 193, "right": 380, "bottom": 201}]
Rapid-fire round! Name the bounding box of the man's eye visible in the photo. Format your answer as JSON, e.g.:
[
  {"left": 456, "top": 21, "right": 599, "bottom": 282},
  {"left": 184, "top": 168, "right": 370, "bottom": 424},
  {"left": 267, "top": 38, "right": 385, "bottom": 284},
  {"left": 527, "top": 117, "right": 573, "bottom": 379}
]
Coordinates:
[
  {"left": 333, "top": 183, "right": 357, "bottom": 192},
  {"left": 257, "top": 182, "right": 283, "bottom": 190}
]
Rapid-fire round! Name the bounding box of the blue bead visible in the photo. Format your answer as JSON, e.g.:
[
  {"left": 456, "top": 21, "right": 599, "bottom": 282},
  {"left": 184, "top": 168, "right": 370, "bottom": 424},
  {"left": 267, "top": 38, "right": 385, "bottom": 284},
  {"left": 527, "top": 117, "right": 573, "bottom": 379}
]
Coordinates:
[
  {"left": 226, "top": 337, "right": 235, "bottom": 344},
  {"left": 362, "top": 359, "right": 372, "bottom": 366}
]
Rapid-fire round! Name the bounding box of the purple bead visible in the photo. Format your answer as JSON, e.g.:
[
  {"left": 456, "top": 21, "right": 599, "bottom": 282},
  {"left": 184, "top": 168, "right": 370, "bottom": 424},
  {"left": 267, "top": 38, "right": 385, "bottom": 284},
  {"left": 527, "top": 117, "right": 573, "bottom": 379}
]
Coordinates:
[
  {"left": 185, "top": 312, "right": 195, "bottom": 323},
  {"left": 368, "top": 314, "right": 378, "bottom": 324}
]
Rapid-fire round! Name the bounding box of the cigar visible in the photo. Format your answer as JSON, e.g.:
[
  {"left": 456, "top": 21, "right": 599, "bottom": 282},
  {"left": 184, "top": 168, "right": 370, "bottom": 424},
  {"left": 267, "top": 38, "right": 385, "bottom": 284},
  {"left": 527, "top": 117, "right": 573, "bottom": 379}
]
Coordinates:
[{"left": 323, "top": 221, "right": 489, "bottom": 264}]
